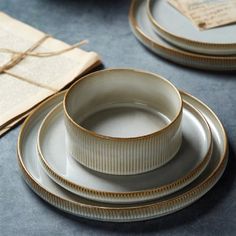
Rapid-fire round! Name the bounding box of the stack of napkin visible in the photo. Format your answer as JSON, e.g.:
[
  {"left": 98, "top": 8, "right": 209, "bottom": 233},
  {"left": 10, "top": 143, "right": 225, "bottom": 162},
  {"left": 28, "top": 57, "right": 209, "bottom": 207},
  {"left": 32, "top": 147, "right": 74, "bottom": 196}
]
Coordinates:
[{"left": 0, "top": 12, "right": 101, "bottom": 136}]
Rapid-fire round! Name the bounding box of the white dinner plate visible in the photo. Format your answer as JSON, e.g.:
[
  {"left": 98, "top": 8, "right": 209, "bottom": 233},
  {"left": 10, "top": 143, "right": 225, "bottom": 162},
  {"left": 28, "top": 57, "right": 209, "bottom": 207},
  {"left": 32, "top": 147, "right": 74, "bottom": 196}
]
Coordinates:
[
  {"left": 37, "top": 101, "right": 212, "bottom": 204},
  {"left": 129, "top": 0, "right": 236, "bottom": 70},
  {"left": 147, "top": 0, "right": 236, "bottom": 55},
  {"left": 17, "top": 90, "right": 228, "bottom": 222}
]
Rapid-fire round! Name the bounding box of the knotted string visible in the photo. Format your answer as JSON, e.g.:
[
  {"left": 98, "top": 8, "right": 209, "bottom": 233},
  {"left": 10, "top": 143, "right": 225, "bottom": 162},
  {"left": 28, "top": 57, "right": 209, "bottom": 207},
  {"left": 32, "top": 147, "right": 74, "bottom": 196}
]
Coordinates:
[{"left": 0, "top": 34, "right": 88, "bottom": 91}]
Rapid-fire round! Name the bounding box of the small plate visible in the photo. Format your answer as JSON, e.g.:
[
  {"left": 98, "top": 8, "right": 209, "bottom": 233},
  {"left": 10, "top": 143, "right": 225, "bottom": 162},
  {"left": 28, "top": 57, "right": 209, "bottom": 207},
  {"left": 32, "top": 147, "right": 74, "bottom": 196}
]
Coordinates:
[
  {"left": 17, "top": 90, "right": 228, "bottom": 222},
  {"left": 129, "top": 0, "right": 236, "bottom": 70},
  {"left": 147, "top": 0, "right": 236, "bottom": 55},
  {"left": 37, "top": 101, "right": 212, "bottom": 204}
]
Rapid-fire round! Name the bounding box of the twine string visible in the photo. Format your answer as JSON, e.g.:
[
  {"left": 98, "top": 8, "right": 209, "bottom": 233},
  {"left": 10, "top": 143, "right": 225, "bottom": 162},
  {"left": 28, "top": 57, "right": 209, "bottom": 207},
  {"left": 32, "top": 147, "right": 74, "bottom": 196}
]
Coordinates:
[
  {"left": 0, "top": 35, "right": 88, "bottom": 91},
  {"left": 0, "top": 39, "right": 88, "bottom": 58},
  {"left": 0, "top": 35, "right": 50, "bottom": 73}
]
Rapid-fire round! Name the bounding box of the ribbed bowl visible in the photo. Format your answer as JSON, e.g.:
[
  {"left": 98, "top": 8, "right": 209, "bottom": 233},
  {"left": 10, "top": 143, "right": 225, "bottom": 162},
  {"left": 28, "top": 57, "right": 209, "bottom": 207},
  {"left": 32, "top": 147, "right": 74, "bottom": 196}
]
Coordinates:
[{"left": 63, "top": 68, "right": 183, "bottom": 175}]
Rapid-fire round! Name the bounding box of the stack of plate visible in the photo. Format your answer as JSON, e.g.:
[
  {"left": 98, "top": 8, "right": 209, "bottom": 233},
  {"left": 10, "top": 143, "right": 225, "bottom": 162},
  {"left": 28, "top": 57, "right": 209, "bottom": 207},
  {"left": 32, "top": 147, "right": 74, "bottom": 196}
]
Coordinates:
[
  {"left": 17, "top": 69, "right": 228, "bottom": 222},
  {"left": 129, "top": 0, "right": 236, "bottom": 70}
]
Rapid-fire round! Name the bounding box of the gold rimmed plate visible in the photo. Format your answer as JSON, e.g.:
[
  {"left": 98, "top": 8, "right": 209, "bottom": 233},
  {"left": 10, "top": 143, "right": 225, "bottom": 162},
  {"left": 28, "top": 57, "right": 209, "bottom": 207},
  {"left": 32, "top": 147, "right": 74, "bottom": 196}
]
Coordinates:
[
  {"left": 129, "top": 0, "right": 236, "bottom": 70},
  {"left": 17, "top": 90, "right": 228, "bottom": 222},
  {"left": 37, "top": 101, "right": 212, "bottom": 204},
  {"left": 147, "top": 0, "right": 236, "bottom": 56}
]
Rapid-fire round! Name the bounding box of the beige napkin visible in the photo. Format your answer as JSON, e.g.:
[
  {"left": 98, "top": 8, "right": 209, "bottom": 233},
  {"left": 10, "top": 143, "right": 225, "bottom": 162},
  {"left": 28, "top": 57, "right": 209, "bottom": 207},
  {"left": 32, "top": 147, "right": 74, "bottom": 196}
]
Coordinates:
[{"left": 0, "top": 12, "right": 101, "bottom": 136}]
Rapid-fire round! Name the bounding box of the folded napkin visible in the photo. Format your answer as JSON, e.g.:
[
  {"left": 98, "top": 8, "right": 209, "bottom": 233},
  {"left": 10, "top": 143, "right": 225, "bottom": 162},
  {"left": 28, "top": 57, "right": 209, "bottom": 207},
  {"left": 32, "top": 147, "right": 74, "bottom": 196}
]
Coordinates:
[{"left": 0, "top": 12, "right": 101, "bottom": 136}]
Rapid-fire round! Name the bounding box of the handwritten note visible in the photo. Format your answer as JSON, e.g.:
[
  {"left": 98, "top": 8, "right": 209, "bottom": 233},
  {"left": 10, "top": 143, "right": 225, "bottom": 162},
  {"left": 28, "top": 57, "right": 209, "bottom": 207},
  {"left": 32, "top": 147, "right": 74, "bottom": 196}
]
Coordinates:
[{"left": 168, "top": 0, "right": 236, "bottom": 30}]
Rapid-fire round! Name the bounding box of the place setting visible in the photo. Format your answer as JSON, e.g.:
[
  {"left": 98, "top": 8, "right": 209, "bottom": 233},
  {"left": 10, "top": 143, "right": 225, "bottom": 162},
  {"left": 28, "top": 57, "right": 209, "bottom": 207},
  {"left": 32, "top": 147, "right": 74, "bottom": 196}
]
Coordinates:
[
  {"left": 17, "top": 68, "right": 228, "bottom": 222},
  {"left": 0, "top": 0, "right": 234, "bottom": 233},
  {"left": 129, "top": 0, "right": 236, "bottom": 70}
]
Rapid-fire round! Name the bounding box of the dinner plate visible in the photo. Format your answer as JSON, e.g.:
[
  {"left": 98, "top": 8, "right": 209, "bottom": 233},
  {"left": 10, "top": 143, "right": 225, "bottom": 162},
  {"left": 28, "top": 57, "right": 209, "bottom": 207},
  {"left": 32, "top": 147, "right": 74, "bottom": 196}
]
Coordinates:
[
  {"left": 37, "top": 101, "right": 212, "bottom": 204},
  {"left": 147, "top": 0, "right": 236, "bottom": 55},
  {"left": 129, "top": 0, "right": 236, "bottom": 70},
  {"left": 17, "top": 90, "right": 228, "bottom": 222}
]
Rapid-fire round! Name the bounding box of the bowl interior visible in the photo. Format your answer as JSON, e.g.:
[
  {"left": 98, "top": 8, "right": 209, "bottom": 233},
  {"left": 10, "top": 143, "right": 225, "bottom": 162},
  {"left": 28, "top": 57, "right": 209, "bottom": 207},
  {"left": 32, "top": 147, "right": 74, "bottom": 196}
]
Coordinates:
[{"left": 65, "top": 69, "right": 181, "bottom": 138}]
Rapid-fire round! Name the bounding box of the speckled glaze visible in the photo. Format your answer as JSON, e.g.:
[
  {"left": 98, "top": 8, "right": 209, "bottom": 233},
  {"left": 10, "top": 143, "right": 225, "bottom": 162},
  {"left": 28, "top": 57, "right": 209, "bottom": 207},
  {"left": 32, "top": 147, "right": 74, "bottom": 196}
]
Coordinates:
[{"left": 64, "top": 68, "right": 183, "bottom": 175}]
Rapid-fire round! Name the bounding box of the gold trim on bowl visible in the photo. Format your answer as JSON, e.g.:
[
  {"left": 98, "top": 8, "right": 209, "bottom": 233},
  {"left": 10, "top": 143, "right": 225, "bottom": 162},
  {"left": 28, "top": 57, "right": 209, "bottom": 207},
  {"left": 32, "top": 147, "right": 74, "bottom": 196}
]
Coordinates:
[
  {"left": 63, "top": 68, "right": 183, "bottom": 141},
  {"left": 63, "top": 68, "right": 183, "bottom": 175}
]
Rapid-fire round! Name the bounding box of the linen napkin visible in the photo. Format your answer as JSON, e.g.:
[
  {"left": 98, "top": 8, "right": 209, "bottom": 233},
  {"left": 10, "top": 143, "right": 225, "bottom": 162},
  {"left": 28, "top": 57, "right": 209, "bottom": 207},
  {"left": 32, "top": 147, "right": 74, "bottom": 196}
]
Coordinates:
[{"left": 0, "top": 12, "right": 101, "bottom": 136}]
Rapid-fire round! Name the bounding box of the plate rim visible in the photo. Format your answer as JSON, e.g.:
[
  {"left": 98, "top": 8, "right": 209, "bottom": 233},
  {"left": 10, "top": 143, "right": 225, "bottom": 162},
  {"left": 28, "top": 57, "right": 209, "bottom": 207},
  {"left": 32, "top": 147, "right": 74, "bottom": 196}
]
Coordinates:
[
  {"left": 17, "top": 89, "right": 228, "bottom": 221},
  {"left": 129, "top": 0, "right": 236, "bottom": 69},
  {"left": 147, "top": 0, "right": 236, "bottom": 51},
  {"left": 37, "top": 100, "right": 213, "bottom": 203}
]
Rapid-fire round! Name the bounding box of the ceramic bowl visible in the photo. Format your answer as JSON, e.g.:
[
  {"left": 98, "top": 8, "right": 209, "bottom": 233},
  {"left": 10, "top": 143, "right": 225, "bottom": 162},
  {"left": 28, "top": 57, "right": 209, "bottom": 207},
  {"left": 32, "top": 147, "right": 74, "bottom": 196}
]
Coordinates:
[{"left": 63, "top": 68, "right": 183, "bottom": 175}]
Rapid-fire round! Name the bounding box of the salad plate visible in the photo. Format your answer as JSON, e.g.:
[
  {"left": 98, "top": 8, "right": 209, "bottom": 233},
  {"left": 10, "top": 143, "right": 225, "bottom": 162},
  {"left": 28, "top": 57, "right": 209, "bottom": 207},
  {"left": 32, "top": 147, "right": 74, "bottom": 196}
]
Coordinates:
[
  {"left": 37, "top": 101, "right": 212, "bottom": 204},
  {"left": 147, "top": 0, "right": 236, "bottom": 55},
  {"left": 129, "top": 0, "right": 236, "bottom": 70},
  {"left": 17, "top": 90, "right": 228, "bottom": 222}
]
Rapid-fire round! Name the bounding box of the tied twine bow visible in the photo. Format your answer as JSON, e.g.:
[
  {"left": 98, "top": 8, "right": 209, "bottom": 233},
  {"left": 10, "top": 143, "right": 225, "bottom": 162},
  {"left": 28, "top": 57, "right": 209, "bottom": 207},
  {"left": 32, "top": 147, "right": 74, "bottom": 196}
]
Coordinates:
[{"left": 0, "top": 34, "right": 88, "bottom": 91}]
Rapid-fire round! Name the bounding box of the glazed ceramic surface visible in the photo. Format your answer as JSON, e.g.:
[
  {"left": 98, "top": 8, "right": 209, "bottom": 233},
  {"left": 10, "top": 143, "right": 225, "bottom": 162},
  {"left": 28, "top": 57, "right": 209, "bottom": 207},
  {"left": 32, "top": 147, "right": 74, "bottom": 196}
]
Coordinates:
[
  {"left": 38, "top": 101, "right": 212, "bottom": 204},
  {"left": 129, "top": 0, "right": 236, "bottom": 70},
  {"left": 64, "top": 69, "right": 183, "bottom": 175},
  {"left": 17, "top": 90, "right": 228, "bottom": 222},
  {"left": 147, "top": 0, "right": 236, "bottom": 55}
]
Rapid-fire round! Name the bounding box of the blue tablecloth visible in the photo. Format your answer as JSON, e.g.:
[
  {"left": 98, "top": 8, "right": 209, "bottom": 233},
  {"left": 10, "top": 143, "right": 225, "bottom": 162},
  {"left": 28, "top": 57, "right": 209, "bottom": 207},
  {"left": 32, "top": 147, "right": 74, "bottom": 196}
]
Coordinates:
[{"left": 1, "top": 0, "right": 236, "bottom": 235}]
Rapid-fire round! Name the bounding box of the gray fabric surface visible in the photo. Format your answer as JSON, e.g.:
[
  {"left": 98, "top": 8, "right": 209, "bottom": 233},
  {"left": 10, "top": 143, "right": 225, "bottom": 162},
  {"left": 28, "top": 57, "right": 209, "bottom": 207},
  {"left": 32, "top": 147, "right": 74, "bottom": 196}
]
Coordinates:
[{"left": 0, "top": 0, "right": 236, "bottom": 235}]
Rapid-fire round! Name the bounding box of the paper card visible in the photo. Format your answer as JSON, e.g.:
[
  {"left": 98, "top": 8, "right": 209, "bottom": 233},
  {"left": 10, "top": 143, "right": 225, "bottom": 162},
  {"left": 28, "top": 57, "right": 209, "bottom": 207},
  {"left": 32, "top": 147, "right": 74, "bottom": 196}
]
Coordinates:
[{"left": 168, "top": 0, "right": 236, "bottom": 30}]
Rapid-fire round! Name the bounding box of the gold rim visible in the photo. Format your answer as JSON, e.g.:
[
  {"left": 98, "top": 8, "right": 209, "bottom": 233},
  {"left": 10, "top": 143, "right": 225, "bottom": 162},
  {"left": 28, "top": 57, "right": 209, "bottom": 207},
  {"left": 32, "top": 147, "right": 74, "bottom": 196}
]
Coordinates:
[
  {"left": 37, "top": 100, "right": 212, "bottom": 201},
  {"left": 147, "top": 0, "right": 236, "bottom": 49},
  {"left": 63, "top": 68, "right": 183, "bottom": 141},
  {"left": 17, "top": 90, "right": 228, "bottom": 215},
  {"left": 129, "top": 0, "right": 236, "bottom": 65}
]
